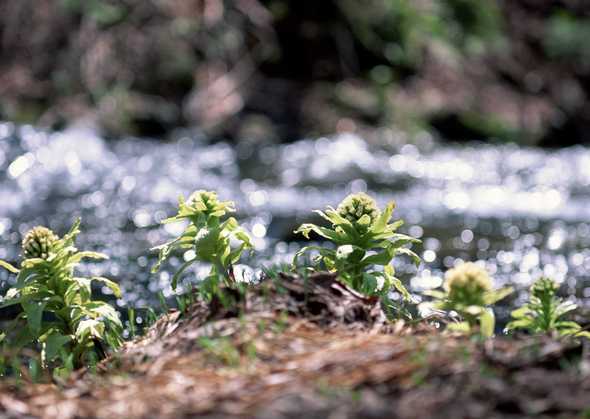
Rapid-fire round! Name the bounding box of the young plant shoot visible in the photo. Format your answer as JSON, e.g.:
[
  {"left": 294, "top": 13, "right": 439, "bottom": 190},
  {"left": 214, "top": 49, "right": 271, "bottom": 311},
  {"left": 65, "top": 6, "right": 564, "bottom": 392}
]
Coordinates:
[
  {"left": 0, "top": 220, "right": 123, "bottom": 374},
  {"left": 152, "top": 190, "right": 252, "bottom": 296},
  {"left": 293, "top": 192, "right": 420, "bottom": 298},
  {"left": 507, "top": 277, "right": 590, "bottom": 338},
  {"left": 426, "top": 262, "right": 512, "bottom": 337}
]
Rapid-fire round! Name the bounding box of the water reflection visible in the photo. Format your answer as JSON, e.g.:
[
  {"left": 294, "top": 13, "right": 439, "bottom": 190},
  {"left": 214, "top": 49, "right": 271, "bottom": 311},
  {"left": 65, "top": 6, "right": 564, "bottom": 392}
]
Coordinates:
[{"left": 0, "top": 122, "right": 589, "bottom": 318}]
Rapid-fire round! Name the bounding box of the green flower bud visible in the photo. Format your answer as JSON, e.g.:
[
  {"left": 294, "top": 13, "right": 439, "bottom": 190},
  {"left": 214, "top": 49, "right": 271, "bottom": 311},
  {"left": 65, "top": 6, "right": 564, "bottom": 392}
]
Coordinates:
[
  {"left": 187, "top": 190, "right": 235, "bottom": 218},
  {"left": 336, "top": 193, "right": 381, "bottom": 227},
  {"left": 444, "top": 262, "right": 492, "bottom": 306},
  {"left": 22, "top": 226, "right": 59, "bottom": 259},
  {"left": 531, "top": 277, "right": 558, "bottom": 299}
]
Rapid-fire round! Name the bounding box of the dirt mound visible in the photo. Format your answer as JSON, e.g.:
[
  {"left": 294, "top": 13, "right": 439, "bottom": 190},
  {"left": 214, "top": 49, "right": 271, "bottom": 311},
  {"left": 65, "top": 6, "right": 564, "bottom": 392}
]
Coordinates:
[{"left": 0, "top": 274, "right": 589, "bottom": 418}]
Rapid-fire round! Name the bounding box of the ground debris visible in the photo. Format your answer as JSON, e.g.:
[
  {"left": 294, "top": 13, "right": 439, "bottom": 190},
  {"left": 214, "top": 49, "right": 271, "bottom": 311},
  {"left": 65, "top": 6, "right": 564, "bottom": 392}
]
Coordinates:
[{"left": 1, "top": 273, "right": 589, "bottom": 418}]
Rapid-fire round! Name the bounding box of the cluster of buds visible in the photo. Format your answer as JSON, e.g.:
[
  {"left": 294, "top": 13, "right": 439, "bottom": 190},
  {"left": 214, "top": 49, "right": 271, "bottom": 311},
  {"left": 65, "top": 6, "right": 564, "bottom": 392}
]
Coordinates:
[
  {"left": 22, "top": 226, "right": 59, "bottom": 259},
  {"left": 531, "top": 277, "right": 558, "bottom": 299},
  {"left": 444, "top": 262, "right": 492, "bottom": 305},
  {"left": 187, "top": 190, "right": 235, "bottom": 218},
  {"left": 336, "top": 193, "right": 382, "bottom": 227}
]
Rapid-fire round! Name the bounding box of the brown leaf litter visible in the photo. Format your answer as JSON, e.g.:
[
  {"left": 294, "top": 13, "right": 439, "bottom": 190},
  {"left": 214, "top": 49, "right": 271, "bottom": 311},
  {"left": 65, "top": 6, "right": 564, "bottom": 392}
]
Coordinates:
[{"left": 1, "top": 273, "right": 589, "bottom": 419}]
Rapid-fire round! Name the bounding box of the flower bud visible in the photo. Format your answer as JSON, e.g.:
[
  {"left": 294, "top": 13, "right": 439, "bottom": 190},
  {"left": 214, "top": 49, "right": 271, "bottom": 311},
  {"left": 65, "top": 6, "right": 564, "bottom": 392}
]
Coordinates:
[
  {"left": 444, "top": 262, "right": 492, "bottom": 305},
  {"left": 187, "top": 190, "right": 234, "bottom": 217},
  {"left": 336, "top": 193, "right": 381, "bottom": 226},
  {"left": 531, "top": 277, "right": 558, "bottom": 299},
  {"left": 22, "top": 226, "right": 59, "bottom": 259}
]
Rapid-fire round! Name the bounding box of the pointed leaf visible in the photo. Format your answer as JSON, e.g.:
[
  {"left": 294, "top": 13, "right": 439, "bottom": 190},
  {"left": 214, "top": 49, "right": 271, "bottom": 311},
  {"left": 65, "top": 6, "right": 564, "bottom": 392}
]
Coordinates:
[
  {"left": 479, "top": 308, "right": 495, "bottom": 338},
  {"left": 0, "top": 260, "right": 19, "bottom": 274},
  {"left": 171, "top": 258, "right": 197, "bottom": 290},
  {"left": 44, "top": 332, "right": 72, "bottom": 362},
  {"left": 396, "top": 248, "right": 421, "bottom": 266},
  {"left": 24, "top": 301, "right": 46, "bottom": 336},
  {"left": 92, "top": 276, "right": 122, "bottom": 298}
]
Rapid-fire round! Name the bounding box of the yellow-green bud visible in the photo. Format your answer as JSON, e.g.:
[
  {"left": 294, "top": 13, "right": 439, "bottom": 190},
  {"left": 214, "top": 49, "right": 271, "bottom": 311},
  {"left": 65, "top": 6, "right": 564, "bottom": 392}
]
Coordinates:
[
  {"left": 187, "top": 190, "right": 234, "bottom": 217},
  {"left": 22, "top": 226, "right": 59, "bottom": 259},
  {"left": 531, "top": 277, "right": 558, "bottom": 299},
  {"left": 336, "top": 193, "right": 381, "bottom": 226},
  {"left": 444, "top": 262, "right": 492, "bottom": 305}
]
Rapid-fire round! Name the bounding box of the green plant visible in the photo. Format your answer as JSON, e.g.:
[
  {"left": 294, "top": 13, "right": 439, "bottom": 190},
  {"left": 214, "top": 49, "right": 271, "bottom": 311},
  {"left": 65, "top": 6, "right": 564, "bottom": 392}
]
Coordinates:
[
  {"left": 293, "top": 192, "right": 420, "bottom": 298},
  {"left": 507, "top": 277, "right": 590, "bottom": 339},
  {"left": 544, "top": 12, "right": 590, "bottom": 64},
  {"left": 0, "top": 220, "right": 123, "bottom": 375},
  {"left": 338, "top": 0, "right": 503, "bottom": 68},
  {"left": 197, "top": 336, "right": 241, "bottom": 367},
  {"left": 426, "top": 262, "right": 512, "bottom": 337},
  {"left": 152, "top": 190, "right": 252, "bottom": 297}
]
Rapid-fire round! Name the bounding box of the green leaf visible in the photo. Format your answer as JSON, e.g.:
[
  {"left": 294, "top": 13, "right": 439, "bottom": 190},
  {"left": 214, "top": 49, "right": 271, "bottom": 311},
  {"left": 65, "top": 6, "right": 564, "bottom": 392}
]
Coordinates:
[
  {"left": 23, "top": 301, "right": 47, "bottom": 336},
  {"left": 233, "top": 229, "right": 252, "bottom": 247},
  {"left": 63, "top": 218, "right": 81, "bottom": 243},
  {"left": 483, "top": 287, "right": 513, "bottom": 305},
  {"left": 75, "top": 319, "right": 105, "bottom": 342},
  {"left": 479, "top": 308, "right": 495, "bottom": 338},
  {"left": 371, "top": 201, "right": 395, "bottom": 233},
  {"left": 506, "top": 318, "right": 533, "bottom": 331},
  {"left": 555, "top": 321, "right": 582, "bottom": 331},
  {"left": 92, "top": 277, "right": 122, "bottom": 298},
  {"left": 72, "top": 251, "right": 108, "bottom": 262},
  {"left": 555, "top": 300, "right": 577, "bottom": 317},
  {"left": 64, "top": 282, "right": 82, "bottom": 306},
  {"left": 359, "top": 273, "right": 379, "bottom": 294},
  {"left": 389, "top": 276, "right": 411, "bottom": 300},
  {"left": 171, "top": 258, "right": 197, "bottom": 290},
  {"left": 43, "top": 332, "right": 72, "bottom": 362},
  {"left": 227, "top": 243, "right": 248, "bottom": 265},
  {"left": 84, "top": 302, "right": 123, "bottom": 329},
  {"left": 293, "top": 245, "right": 336, "bottom": 269},
  {"left": 396, "top": 248, "right": 421, "bottom": 266},
  {"left": 0, "top": 260, "right": 19, "bottom": 274},
  {"left": 73, "top": 277, "right": 92, "bottom": 301},
  {"left": 194, "top": 228, "right": 220, "bottom": 261},
  {"left": 317, "top": 208, "right": 352, "bottom": 228},
  {"left": 336, "top": 245, "right": 354, "bottom": 259},
  {"left": 509, "top": 306, "right": 532, "bottom": 319},
  {"left": 422, "top": 289, "right": 447, "bottom": 300},
  {"left": 294, "top": 223, "right": 341, "bottom": 242},
  {"left": 0, "top": 293, "right": 26, "bottom": 308},
  {"left": 220, "top": 217, "right": 239, "bottom": 231},
  {"left": 361, "top": 248, "right": 394, "bottom": 266},
  {"left": 447, "top": 322, "right": 471, "bottom": 333}
]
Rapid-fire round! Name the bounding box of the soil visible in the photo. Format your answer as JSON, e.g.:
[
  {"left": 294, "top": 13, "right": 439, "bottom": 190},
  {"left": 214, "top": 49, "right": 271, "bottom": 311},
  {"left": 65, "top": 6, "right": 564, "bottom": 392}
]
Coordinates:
[{"left": 0, "top": 273, "right": 589, "bottom": 419}]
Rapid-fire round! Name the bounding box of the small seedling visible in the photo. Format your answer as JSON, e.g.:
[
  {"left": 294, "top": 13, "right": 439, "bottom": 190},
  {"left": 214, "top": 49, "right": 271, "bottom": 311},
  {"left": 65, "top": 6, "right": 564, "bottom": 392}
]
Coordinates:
[
  {"left": 293, "top": 192, "right": 420, "bottom": 298},
  {"left": 152, "top": 190, "right": 252, "bottom": 297},
  {"left": 507, "top": 277, "right": 590, "bottom": 338},
  {"left": 426, "top": 262, "right": 512, "bottom": 337},
  {"left": 0, "top": 220, "right": 123, "bottom": 373},
  {"left": 197, "top": 336, "right": 241, "bottom": 367}
]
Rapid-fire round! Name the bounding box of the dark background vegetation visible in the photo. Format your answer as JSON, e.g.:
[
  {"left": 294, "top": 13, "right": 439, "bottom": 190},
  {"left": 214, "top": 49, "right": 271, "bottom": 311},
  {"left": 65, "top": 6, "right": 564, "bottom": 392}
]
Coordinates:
[{"left": 1, "top": 0, "right": 590, "bottom": 146}]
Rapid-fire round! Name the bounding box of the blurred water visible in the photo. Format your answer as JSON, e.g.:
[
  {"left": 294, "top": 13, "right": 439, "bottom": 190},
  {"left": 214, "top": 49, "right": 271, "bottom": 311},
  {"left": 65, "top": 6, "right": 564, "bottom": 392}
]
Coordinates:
[{"left": 1, "top": 121, "right": 590, "bottom": 322}]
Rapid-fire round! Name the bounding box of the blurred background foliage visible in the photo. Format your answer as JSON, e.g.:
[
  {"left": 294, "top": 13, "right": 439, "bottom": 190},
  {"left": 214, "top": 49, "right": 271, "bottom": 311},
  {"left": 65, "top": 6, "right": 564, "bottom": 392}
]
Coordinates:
[{"left": 1, "top": 0, "right": 589, "bottom": 146}]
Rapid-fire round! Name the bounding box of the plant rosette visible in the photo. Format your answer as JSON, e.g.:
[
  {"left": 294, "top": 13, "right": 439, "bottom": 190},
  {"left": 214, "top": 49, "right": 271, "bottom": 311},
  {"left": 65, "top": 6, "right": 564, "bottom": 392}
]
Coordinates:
[
  {"left": 507, "top": 277, "right": 590, "bottom": 339},
  {"left": 0, "top": 219, "right": 123, "bottom": 373},
  {"left": 424, "top": 262, "right": 512, "bottom": 337},
  {"left": 152, "top": 190, "right": 252, "bottom": 296},
  {"left": 294, "top": 192, "right": 421, "bottom": 299}
]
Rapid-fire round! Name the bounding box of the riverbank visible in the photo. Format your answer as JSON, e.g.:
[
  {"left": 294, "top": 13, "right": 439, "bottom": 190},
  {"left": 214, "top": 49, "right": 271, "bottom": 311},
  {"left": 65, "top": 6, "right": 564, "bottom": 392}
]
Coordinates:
[{"left": 1, "top": 273, "right": 588, "bottom": 419}]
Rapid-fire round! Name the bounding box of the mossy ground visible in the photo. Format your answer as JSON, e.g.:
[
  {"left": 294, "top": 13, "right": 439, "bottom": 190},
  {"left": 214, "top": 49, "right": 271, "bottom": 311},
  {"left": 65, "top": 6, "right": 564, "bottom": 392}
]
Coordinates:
[{"left": 1, "top": 274, "right": 589, "bottom": 418}]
